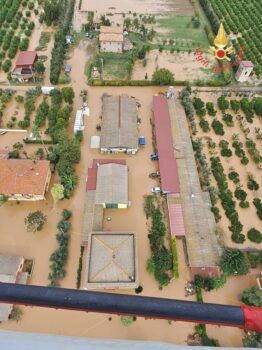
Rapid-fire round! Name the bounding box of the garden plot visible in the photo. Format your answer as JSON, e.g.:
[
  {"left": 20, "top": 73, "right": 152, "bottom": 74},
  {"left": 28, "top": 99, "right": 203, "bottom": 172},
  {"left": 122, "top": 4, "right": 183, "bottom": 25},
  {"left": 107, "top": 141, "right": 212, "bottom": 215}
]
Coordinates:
[{"left": 186, "top": 89, "right": 262, "bottom": 248}]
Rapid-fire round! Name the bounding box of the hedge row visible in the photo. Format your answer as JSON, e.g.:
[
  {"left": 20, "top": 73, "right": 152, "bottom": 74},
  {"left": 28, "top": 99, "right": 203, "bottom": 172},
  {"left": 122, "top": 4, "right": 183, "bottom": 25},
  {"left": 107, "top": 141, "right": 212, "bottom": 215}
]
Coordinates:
[{"left": 90, "top": 79, "right": 226, "bottom": 87}]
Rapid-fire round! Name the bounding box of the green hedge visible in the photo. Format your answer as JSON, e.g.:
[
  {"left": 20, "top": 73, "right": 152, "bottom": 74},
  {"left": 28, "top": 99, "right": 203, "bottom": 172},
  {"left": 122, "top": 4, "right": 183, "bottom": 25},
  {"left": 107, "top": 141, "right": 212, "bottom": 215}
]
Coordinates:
[
  {"left": 90, "top": 79, "right": 226, "bottom": 87},
  {"left": 171, "top": 237, "right": 179, "bottom": 278},
  {"left": 23, "top": 138, "right": 53, "bottom": 144}
]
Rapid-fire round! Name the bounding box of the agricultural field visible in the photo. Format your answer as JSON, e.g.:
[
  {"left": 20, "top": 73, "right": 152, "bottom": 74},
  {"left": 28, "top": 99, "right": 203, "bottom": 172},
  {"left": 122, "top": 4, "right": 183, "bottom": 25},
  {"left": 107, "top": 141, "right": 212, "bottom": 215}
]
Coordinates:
[
  {"left": 181, "top": 87, "right": 262, "bottom": 248},
  {"left": 200, "top": 0, "right": 262, "bottom": 77},
  {"left": 0, "top": 0, "right": 41, "bottom": 81}
]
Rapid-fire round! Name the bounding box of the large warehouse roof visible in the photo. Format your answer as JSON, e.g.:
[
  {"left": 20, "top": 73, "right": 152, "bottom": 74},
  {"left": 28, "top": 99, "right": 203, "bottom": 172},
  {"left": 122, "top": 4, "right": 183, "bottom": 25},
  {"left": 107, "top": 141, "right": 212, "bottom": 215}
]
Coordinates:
[
  {"left": 100, "top": 95, "right": 139, "bottom": 150},
  {"left": 85, "top": 232, "right": 138, "bottom": 289},
  {"left": 95, "top": 163, "right": 128, "bottom": 205},
  {"left": 152, "top": 96, "right": 180, "bottom": 194}
]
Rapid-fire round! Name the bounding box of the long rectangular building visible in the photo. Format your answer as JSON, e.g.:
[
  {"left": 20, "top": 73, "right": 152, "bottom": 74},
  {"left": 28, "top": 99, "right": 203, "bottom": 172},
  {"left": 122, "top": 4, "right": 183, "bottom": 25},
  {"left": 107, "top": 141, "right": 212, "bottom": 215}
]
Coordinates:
[{"left": 152, "top": 96, "right": 180, "bottom": 194}]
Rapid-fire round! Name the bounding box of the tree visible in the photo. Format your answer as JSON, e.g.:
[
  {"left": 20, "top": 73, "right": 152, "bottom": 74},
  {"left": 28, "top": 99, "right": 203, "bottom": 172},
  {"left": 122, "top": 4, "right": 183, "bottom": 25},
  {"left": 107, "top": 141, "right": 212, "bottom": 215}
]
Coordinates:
[
  {"left": 120, "top": 315, "right": 136, "bottom": 326},
  {"left": 43, "top": 0, "right": 60, "bottom": 26},
  {"left": 56, "top": 130, "right": 81, "bottom": 164},
  {"left": 61, "top": 87, "right": 75, "bottom": 104},
  {"left": 152, "top": 68, "right": 174, "bottom": 85},
  {"left": 24, "top": 211, "right": 47, "bottom": 232},
  {"left": 253, "top": 97, "right": 262, "bottom": 116},
  {"left": 10, "top": 306, "right": 23, "bottom": 322},
  {"left": 247, "top": 228, "right": 262, "bottom": 243},
  {"left": 217, "top": 96, "right": 229, "bottom": 112},
  {"left": 241, "top": 286, "right": 262, "bottom": 307},
  {"left": 51, "top": 184, "right": 65, "bottom": 203},
  {"left": 34, "top": 61, "right": 45, "bottom": 75},
  {"left": 220, "top": 248, "right": 249, "bottom": 276},
  {"left": 230, "top": 100, "right": 241, "bottom": 112}
]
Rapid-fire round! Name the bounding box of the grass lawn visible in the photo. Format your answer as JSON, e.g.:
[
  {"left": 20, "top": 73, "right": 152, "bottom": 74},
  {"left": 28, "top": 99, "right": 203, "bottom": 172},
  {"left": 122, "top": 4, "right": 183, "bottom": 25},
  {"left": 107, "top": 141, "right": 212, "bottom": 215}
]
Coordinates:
[
  {"left": 155, "top": 15, "right": 210, "bottom": 51},
  {"left": 101, "top": 52, "right": 134, "bottom": 80}
]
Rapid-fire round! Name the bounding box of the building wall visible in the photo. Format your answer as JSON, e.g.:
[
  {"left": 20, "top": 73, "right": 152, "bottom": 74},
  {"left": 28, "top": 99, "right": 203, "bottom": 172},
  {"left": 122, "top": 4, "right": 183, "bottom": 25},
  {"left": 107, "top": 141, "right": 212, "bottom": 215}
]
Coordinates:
[
  {"left": 100, "top": 148, "right": 138, "bottom": 154},
  {"left": 235, "top": 66, "right": 253, "bottom": 82},
  {"left": 100, "top": 41, "right": 123, "bottom": 53},
  {"left": 190, "top": 266, "right": 221, "bottom": 279}
]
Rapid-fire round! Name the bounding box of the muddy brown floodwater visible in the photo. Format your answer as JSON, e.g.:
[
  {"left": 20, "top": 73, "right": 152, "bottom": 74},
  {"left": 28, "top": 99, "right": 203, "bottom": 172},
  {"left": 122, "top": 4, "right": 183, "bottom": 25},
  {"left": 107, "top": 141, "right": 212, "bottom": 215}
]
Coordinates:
[
  {"left": 80, "top": 0, "right": 194, "bottom": 16},
  {"left": 0, "top": 41, "right": 257, "bottom": 347}
]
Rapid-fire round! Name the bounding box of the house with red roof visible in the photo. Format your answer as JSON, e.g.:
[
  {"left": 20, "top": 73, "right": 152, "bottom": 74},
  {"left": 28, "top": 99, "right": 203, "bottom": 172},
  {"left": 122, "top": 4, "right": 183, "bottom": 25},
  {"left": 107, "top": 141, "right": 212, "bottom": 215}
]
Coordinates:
[
  {"left": 0, "top": 159, "right": 51, "bottom": 201},
  {"left": 11, "top": 51, "right": 38, "bottom": 82}
]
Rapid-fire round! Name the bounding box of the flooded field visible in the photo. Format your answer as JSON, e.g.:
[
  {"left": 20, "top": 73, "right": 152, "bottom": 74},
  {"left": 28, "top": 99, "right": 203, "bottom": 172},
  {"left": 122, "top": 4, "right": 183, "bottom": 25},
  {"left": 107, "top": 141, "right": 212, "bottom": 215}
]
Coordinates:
[
  {"left": 132, "top": 50, "right": 219, "bottom": 81},
  {"left": 0, "top": 40, "right": 258, "bottom": 347},
  {"left": 80, "top": 0, "right": 194, "bottom": 16}
]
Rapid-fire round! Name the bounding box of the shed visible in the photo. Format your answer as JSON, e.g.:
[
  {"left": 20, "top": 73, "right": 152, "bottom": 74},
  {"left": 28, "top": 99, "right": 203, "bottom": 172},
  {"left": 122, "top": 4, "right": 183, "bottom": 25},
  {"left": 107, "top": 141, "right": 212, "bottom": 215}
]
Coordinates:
[
  {"left": 41, "top": 86, "right": 55, "bottom": 95},
  {"left": 73, "top": 110, "right": 84, "bottom": 134}
]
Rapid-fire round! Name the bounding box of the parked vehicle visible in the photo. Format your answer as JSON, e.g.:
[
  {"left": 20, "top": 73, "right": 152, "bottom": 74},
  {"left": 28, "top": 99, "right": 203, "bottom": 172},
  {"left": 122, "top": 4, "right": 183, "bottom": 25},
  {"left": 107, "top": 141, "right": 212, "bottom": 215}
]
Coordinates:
[
  {"left": 65, "top": 64, "right": 72, "bottom": 73},
  {"left": 139, "top": 136, "right": 146, "bottom": 146},
  {"left": 150, "top": 153, "right": 158, "bottom": 161},
  {"left": 0, "top": 131, "right": 7, "bottom": 135},
  {"left": 151, "top": 187, "right": 161, "bottom": 194},
  {"left": 149, "top": 171, "right": 160, "bottom": 178}
]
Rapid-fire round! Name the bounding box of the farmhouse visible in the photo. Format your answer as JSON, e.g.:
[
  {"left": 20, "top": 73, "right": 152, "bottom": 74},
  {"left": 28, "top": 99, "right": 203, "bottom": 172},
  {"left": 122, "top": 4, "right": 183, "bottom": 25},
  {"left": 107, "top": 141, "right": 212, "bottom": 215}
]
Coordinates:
[
  {"left": 0, "top": 159, "right": 51, "bottom": 201},
  {"left": 100, "top": 95, "right": 139, "bottom": 154},
  {"left": 0, "top": 255, "right": 27, "bottom": 322},
  {"left": 85, "top": 232, "right": 138, "bottom": 290},
  {"left": 99, "top": 25, "right": 124, "bottom": 53},
  {"left": 11, "top": 51, "right": 38, "bottom": 82}
]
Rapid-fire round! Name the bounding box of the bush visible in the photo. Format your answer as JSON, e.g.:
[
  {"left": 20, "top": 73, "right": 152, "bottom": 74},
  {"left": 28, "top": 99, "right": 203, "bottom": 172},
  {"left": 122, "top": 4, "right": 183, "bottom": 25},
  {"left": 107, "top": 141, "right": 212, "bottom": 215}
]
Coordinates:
[
  {"left": 246, "top": 251, "right": 262, "bottom": 269},
  {"left": 76, "top": 246, "right": 84, "bottom": 289},
  {"left": 247, "top": 228, "right": 262, "bottom": 243},
  {"left": 211, "top": 119, "right": 224, "bottom": 135},
  {"left": 135, "top": 286, "right": 143, "bottom": 294},
  {"left": 2, "top": 59, "right": 11, "bottom": 72},
  {"left": 247, "top": 175, "right": 259, "bottom": 191},
  {"left": 222, "top": 113, "right": 234, "bottom": 126},
  {"left": 228, "top": 171, "right": 239, "bottom": 184},
  {"left": 171, "top": 238, "right": 179, "bottom": 278},
  {"left": 206, "top": 101, "right": 216, "bottom": 116},
  {"left": 241, "top": 286, "right": 262, "bottom": 307},
  {"left": 152, "top": 68, "right": 174, "bottom": 85},
  {"left": 120, "top": 316, "right": 136, "bottom": 326},
  {"left": 220, "top": 248, "right": 249, "bottom": 276},
  {"left": 199, "top": 119, "right": 210, "bottom": 132},
  {"left": 217, "top": 96, "right": 229, "bottom": 112},
  {"left": 234, "top": 188, "right": 247, "bottom": 201},
  {"left": 24, "top": 211, "right": 47, "bottom": 232}
]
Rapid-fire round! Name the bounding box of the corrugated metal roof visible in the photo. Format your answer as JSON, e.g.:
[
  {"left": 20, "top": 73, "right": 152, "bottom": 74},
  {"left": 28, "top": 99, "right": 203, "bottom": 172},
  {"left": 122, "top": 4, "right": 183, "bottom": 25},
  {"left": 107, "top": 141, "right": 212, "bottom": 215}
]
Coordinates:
[
  {"left": 16, "top": 51, "right": 37, "bottom": 67},
  {"left": 152, "top": 96, "right": 180, "bottom": 194}
]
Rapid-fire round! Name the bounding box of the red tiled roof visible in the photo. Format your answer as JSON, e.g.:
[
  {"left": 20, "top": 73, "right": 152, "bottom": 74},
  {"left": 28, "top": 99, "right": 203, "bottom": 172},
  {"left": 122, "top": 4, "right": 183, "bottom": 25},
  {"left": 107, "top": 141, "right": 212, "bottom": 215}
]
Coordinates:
[
  {"left": 167, "top": 195, "right": 185, "bottom": 237},
  {"left": 152, "top": 96, "right": 180, "bottom": 194},
  {"left": 0, "top": 159, "right": 50, "bottom": 196},
  {"left": 16, "top": 51, "right": 38, "bottom": 67},
  {"left": 87, "top": 159, "right": 126, "bottom": 191}
]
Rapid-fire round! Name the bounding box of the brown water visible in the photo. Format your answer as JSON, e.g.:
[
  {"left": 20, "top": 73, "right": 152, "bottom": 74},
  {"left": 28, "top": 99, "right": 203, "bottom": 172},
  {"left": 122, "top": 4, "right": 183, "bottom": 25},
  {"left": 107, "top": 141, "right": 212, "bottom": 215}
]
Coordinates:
[
  {"left": 80, "top": 0, "right": 194, "bottom": 16},
  {"left": 132, "top": 50, "right": 217, "bottom": 81},
  {"left": 193, "top": 91, "right": 262, "bottom": 249},
  {"left": 0, "top": 41, "right": 257, "bottom": 347}
]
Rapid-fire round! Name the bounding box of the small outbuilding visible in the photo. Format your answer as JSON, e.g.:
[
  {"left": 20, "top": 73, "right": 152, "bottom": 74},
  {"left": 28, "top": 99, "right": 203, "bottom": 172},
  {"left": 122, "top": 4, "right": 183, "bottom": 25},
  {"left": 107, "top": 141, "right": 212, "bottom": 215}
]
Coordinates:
[
  {"left": 85, "top": 232, "right": 138, "bottom": 290},
  {"left": 0, "top": 254, "right": 27, "bottom": 322},
  {"left": 100, "top": 95, "right": 139, "bottom": 154},
  {"left": 11, "top": 51, "right": 38, "bottom": 82},
  {"left": 73, "top": 110, "right": 84, "bottom": 134}
]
